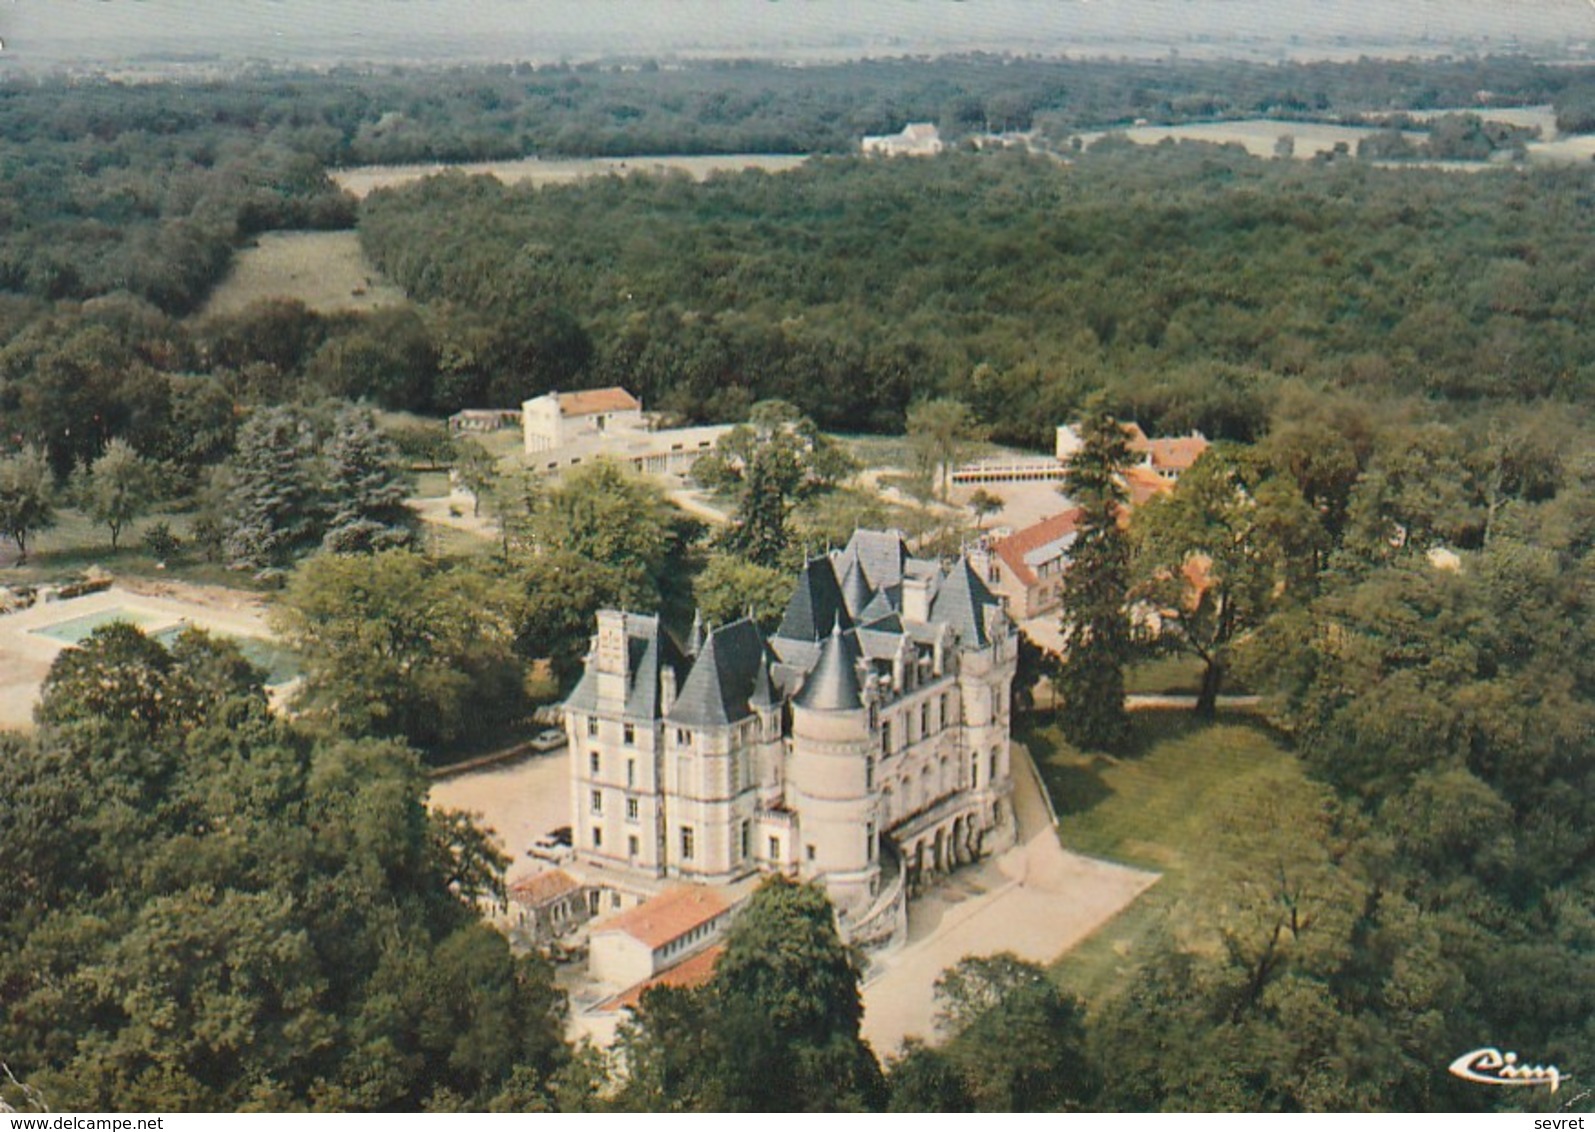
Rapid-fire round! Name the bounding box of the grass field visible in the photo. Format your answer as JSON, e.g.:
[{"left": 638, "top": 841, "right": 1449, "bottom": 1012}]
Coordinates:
[
  {"left": 330, "top": 153, "right": 810, "bottom": 199},
  {"left": 2, "top": 506, "right": 264, "bottom": 592},
  {"left": 1020, "top": 709, "right": 1304, "bottom": 1006},
  {"left": 200, "top": 231, "right": 408, "bottom": 318}
]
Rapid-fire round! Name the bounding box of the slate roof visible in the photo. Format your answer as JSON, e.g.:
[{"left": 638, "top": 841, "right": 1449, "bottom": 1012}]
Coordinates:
[
  {"left": 930, "top": 555, "right": 1002, "bottom": 648},
  {"left": 840, "top": 529, "right": 910, "bottom": 590},
  {"left": 667, "top": 618, "right": 775, "bottom": 727},
  {"left": 838, "top": 557, "right": 875, "bottom": 617},
  {"left": 794, "top": 620, "right": 864, "bottom": 711},
  {"left": 777, "top": 555, "right": 853, "bottom": 641},
  {"left": 564, "top": 612, "right": 689, "bottom": 720}
]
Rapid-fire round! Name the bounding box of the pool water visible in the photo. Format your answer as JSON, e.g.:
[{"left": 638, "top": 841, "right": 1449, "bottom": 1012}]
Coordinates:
[
  {"left": 32, "top": 608, "right": 301, "bottom": 686},
  {"left": 30, "top": 607, "right": 161, "bottom": 644}
]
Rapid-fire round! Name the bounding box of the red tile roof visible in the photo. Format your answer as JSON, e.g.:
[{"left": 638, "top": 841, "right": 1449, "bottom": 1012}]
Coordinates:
[
  {"left": 557, "top": 387, "right": 641, "bottom": 417},
  {"left": 993, "top": 509, "right": 1083, "bottom": 588},
  {"left": 508, "top": 869, "right": 582, "bottom": 907},
  {"left": 591, "top": 885, "right": 730, "bottom": 950},
  {"left": 1124, "top": 466, "right": 1175, "bottom": 508},
  {"left": 1144, "top": 435, "right": 1210, "bottom": 474},
  {"left": 600, "top": 945, "right": 725, "bottom": 1014}
]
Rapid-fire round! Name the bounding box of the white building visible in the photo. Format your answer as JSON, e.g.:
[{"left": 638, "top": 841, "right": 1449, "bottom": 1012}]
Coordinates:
[
  {"left": 520, "top": 386, "right": 730, "bottom": 478},
  {"left": 862, "top": 122, "right": 945, "bottom": 157},
  {"left": 561, "top": 530, "right": 1018, "bottom": 949}
]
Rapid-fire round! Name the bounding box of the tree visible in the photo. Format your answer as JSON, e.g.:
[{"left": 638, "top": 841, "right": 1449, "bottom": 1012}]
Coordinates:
[
  {"left": 723, "top": 439, "right": 805, "bottom": 569},
  {"left": 74, "top": 438, "right": 157, "bottom": 551},
  {"left": 0, "top": 446, "right": 54, "bottom": 564},
  {"left": 933, "top": 954, "right": 1094, "bottom": 1111},
  {"left": 1132, "top": 444, "right": 1322, "bottom": 716},
  {"left": 220, "top": 407, "right": 321, "bottom": 571},
  {"left": 273, "top": 550, "right": 528, "bottom": 754},
  {"left": 907, "top": 398, "right": 983, "bottom": 501},
  {"left": 531, "top": 459, "right": 684, "bottom": 605},
  {"left": 969, "top": 488, "right": 1003, "bottom": 531},
  {"left": 617, "top": 878, "right": 884, "bottom": 1111},
  {"left": 320, "top": 407, "right": 417, "bottom": 555},
  {"left": 1054, "top": 411, "right": 1133, "bottom": 751},
  {"left": 452, "top": 437, "right": 498, "bottom": 518},
  {"left": 693, "top": 553, "right": 795, "bottom": 633}
]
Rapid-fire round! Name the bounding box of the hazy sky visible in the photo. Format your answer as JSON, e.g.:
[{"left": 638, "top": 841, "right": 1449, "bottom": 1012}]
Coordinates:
[{"left": 2, "top": 1, "right": 1592, "bottom": 69}]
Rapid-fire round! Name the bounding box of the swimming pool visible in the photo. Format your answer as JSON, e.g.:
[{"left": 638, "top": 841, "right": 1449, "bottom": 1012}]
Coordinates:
[
  {"left": 29, "top": 607, "right": 166, "bottom": 644},
  {"left": 31, "top": 608, "right": 301, "bottom": 686}
]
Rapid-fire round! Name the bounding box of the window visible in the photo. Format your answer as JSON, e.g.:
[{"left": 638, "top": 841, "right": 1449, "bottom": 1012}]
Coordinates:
[
  {"left": 768, "top": 836, "right": 780, "bottom": 860},
  {"left": 592, "top": 827, "right": 603, "bottom": 849},
  {"left": 865, "top": 754, "right": 875, "bottom": 790},
  {"left": 628, "top": 835, "right": 639, "bottom": 858},
  {"left": 627, "top": 758, "right": 636, "bottom": 787},
  {"left": 867, "top": 821, "right": 876, "bottom": 861},
  {"left": 806, "top": 844, "right": 816, "bottom": 862},
  {"left": 676, "top": 728, "right": 692, "bottom": 745},
  {"left": 942, "top": 693, "right": 952, "bottom": 727},
  {"left": 586, "top": 716, "right": 598, "bottom": 737},
  {"left": 881, "top": 720, "right": 892, "bottom": 755},
  {"left": 623, "top": 723, "right": 636, "bottom": 746},
  {"left": 740, "top": 820, "right": 751, "bottom": 861},
  {"left": 589, "top": 751, "right": 600, "bottom": 776},
  {"left": 990, "top": 748, "right": 1000, "bottom": 781},
  {"left": 920, "top": 702, "right": 929, "bottom": 737},
  {"left": 971, "top": 752, "right": 980, "bottom": 789},
  {"left": 626, "top": 797, "right": 639, "bottom": 821},
  {"left": 590, "top": 790, "right": 603, "bottom": 815},
  {"left": 680, "top": 827, "right": 695, "bottom": 860}
]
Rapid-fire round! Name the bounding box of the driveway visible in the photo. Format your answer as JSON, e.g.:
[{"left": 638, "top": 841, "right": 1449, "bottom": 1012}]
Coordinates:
[{"left": 859, "top": 744, "right": 1159, "bottom": 1057}]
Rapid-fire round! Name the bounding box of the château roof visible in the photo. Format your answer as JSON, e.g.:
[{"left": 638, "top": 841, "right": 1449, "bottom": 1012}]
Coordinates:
[
  {"left": 777, "top": 555, "right": 854, "bottom": 641},
  {"left": 667, "top": 618, "right": 776, "bottom": 727},
  {"left": 929, "top": 555, "right": 1001, "bottom": 648},
  {"left": 563, "top": 612, "right": 689, "bottom": 721},
  {"left": 794, "top": 620, "right": 864, "bottom": 712}
]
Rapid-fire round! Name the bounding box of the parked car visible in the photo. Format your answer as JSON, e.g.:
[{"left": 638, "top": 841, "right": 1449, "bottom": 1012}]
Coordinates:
[{"left": 529, "top": 728, "right": 567, "bottom": 753}]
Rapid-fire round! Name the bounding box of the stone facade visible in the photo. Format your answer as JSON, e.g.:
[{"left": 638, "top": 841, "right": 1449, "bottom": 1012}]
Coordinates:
[{"left": 561, "top": 531, "right": 1018, "bottom": 948}]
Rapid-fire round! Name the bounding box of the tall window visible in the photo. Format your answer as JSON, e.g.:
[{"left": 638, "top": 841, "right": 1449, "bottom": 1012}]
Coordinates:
[
  {"left": 623, "top": 723, "right": 636, "bottom": 746},
  {"left": 587, "top": 716, "right": 598, "bottom": 737},
  {"left": 990, "top": 748, "right": 1000, "bottom": 781},
  {"left": 592, "top": 827, "right": 603, "bottom": 849},
  {"left": 768, "top": 836, "right": 780, "bottom": 861},
  {"left": 626, "top": 797, "right": 639, "bottom": 821},
  {"left": 920, "top": 702, "right": 929, "bottom": 737},
  {"left": 626, "top": 759, "right": 636, "bottom": 787},
  {"left": 882, "top": 720, "right": 892, "bottom": 755},
  {"left": 971, "top": 752, "right": 980, "bottom": 788},
  {"left": 627, "top": 835, "right": 639, "bottom": 858},
  {"left": 590, "top": 790, "right": 603, "bottom": 815},
  {"left": 740, "top": 820, "right": 751, "bottom": 861},
  {"left": 589, "top": 751, "right": 600, "bottom": 776},
  {"left": 866, "top": 821, "right": 877, "bottom": 862},
  {"left": 865, "top": 754, "right": 875, "bottom": 790},
  {"left": 680, "top": 826, "right": 696, "bottom": 860}
]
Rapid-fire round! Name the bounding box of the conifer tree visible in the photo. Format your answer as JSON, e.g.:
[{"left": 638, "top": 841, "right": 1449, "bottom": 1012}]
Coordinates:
[
  {"left": 221, "top": 407, "right": 320, "bottom": 571},
  {"left": 1056, "top": 410, "right": 1133, "bottom": 751},
  {"left": 320, "top": 407, "right": 416, "bottom": 554}
]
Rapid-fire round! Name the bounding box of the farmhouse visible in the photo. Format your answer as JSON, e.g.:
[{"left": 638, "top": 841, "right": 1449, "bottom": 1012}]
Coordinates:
[
  {"left": 861, "top": 122, "right": 944, "bottom": 157},
  {"left": 520, "top": 386, "right": 731, "bottom": 477},
  {"left": 561, "top": 530, "right": 1018, "bottom": 951},
  {"left": 974, "top": 509, "right": 1083, "bottom": 619}
]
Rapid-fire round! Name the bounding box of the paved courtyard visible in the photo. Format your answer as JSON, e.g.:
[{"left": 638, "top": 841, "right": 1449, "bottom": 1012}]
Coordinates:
[
  {"left": 428, "top": 746, "right": 572, "bottom": 884},
  {"left": 859, "top": 746, "right": 1159, "bottom": 1057}
]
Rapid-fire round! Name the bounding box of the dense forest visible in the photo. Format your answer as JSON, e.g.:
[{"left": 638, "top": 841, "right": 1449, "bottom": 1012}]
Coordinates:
[{"left": 0, "top": 54, "right": 1592, "bottom": 1112}]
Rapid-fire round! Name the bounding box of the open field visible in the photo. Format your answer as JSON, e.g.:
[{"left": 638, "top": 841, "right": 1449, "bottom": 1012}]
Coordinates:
[
  {"left": 1022, "top": 710, "right": 1304, "bottom": 1006},
  {"left": 332, "top": 154, "right": 810, "bottom": 199},
  {"left": 200, "top": 230, "right": 408, "bottom": 317},
  {"left": 1076, "top": 106, "right": 1593, "bottom": 166}
]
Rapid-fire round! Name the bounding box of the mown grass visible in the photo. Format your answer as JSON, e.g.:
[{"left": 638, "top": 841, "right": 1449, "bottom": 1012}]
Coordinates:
[
  {"left": 3, "top": 507, "right": 266, "bottom": 591},
  {"left": 1019, "top": 708, "right": 1303, "bottom": 1007}
]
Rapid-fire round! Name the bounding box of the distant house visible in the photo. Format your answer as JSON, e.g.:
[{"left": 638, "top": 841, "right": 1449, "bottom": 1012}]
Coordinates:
[
  {"left": 522, "top": 388, "right": 645, "bottom": 453},
  {"left": 520, "top": 386, "right": 731, "bottom": 477},
  {"left": 1055, "top": 421, "right": 1210, "bottom": 482},
  {"left": 975, "top": 509, "right": 1083, "bottom": 619},
  {"left": 861, "top": 122, "right": 944, "bottom": 157},
  {"left": 588, "top": 885, "right": 735, "bottom": 989},
  {"left": 448, "top": 408, "right": 522, "bottom": 434},
  {"left": 507, "top": 868, "right": 591, "bottom": 944}
]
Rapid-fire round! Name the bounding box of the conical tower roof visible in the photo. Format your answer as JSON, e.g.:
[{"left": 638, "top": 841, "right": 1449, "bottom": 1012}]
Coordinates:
[{"left": 794, "top": 618, "right": 863, "bottom": 711}]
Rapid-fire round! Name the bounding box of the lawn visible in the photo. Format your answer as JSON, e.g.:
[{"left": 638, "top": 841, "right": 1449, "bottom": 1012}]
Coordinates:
[
  {"left": 199, "top": 231, "right": 407, "bottom": 318},
  {"left": 1019, "top": 709, "right": 1304, "bottom": 1006},
  {"left": 2, "top": 507, "right": 266, "bottom": 592}
]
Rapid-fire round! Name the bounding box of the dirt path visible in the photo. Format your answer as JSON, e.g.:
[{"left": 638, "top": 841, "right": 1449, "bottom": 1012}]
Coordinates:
[{"left": 859, "top": 744, "right": 1158, "bottom": 1056}]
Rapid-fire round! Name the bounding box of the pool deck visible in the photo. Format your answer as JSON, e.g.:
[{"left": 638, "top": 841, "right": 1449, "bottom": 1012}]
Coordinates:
[{"left": 0, "top": 585, "right": 273, "bottom": 732}]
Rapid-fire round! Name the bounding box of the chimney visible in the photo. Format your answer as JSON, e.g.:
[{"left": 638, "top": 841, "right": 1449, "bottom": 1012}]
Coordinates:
[
  {"left": 595, "top": 609, "right": 629, "bottom": 706},
  {"left": 902, "top": 574, "right": 932, "bottom": 624},
  {"left": 660, "top": 664, "right": 677, "bottom": 714}
]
